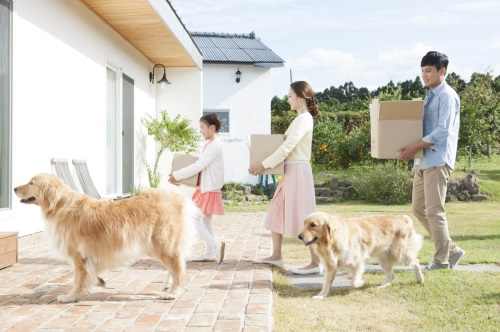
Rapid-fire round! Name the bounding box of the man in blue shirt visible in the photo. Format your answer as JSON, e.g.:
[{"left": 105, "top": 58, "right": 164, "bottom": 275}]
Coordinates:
[{"left": 398, "top": 51, "right": 464, "bottom": 270}]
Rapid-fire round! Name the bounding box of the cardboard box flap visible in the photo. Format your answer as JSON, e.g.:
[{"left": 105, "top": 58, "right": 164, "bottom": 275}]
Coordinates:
[
  {"left": 370, "top": 99, "right": 424, "bottom": 159},
  {"left": 370, "top": 99, "right": 424, "bottom": 121},
  {"left": 378, "top": 100, "right": 424, "bottom": 120}
]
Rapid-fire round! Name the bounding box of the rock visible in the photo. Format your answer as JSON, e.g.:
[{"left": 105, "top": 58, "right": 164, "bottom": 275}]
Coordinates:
[
  {"left": 330, "top": 177, "right": 339, "bottom": 190},
  {"left": 461, "top": 181, "right": 480, "bottom": 195},
  {"left": 471, "top": 194, "right": 488, "bottom": 202},
  {"left": 465, "top": 173, "right": 478, "bottom": 184},
  {"left": 316, "top": 196, "right": 336, "bottom": 203},
  {"left": 316, "top": 187, "right": 332, "bottom": 197},
  {"left": 456, "top": 190, "right": 470, "bottom": 201}
]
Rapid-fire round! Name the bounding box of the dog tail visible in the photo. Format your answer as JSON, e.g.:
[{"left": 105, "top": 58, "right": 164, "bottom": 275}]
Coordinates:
[{"left": 402, "top": 215, "right": 423, "bottom": 251}]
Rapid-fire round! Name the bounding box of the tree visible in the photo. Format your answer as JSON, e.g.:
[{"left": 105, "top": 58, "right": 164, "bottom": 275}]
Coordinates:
[
  {"left": 370, "top": 79, "right": 394, "bottom": 97},
  {"left": 271, "top": 95, "right": 290, "bottom": 116},
  {"left": 399, "top": 76, "right": 426, "bottom": 100},
  {"left": 459, "top": 71, "right": 500, "bottom": 157},
  {"left": 141, "top": 111, "right": 200, "bottom": 188},
  {"left": 446, "top": 71, "right": 467, "bottom": 93}
]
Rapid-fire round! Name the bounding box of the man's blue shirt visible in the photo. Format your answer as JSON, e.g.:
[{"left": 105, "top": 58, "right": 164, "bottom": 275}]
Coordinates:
[{"left": 421, "top": 81, "right": 460, "bottom": 170}]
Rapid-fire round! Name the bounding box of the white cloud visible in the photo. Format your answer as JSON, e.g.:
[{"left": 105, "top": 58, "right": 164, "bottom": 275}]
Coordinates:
[
  {"left": 282, "top": 43, "right": 432, "bottom": 91},
  {"left": 453, "top": 0, "right": 500, "bottom": 11},
  {"left": 171, "top": 0, "right": 500, "bottom": 96}
]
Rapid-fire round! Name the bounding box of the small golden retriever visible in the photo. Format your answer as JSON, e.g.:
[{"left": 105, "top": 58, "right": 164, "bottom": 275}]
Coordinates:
[
  {"left": 298, "top": 212, "right": 424, "bottom": 299},
  {"left": 14, "top": 173, "right": 197, "bottom": 302}
]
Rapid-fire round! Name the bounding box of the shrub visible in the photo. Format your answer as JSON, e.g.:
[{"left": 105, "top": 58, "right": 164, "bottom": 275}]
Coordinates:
[
  {"left": 142, "top": 111, "right": 199, "bottom": 188},
  {"left": 312, "top": 119, "right": 373, "bottom": 169},
  {"left": 351, "top": 162, "right": 413, "bottom": 204},
  {"left": 312, "top": 121, "right": 346, "bottom": 169},
  {"left": 221, "top": 182, "right": 248, "bottom": 202}
]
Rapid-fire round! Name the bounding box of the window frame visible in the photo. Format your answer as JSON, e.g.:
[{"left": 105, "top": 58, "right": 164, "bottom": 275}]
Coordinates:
[
  {"left": 203, "top": 109, "right": 230, "bottom": 134},
  {"left": 0, "top": 0, "right": 13, "bottom": 211}
]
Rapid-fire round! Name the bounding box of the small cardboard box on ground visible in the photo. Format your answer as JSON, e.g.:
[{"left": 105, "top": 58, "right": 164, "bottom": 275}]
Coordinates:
[
  {"left": 171, "top": 153, "right": 199, "bottom": 187},
  {"left": 0, "top": 232, "right": 18, "bottom": 269},
  {"left": 249, "top": 134, "right": 285, "bottom": 174},
  {"left": 370, "top": 99, "right": 424, "bottom": 159}
]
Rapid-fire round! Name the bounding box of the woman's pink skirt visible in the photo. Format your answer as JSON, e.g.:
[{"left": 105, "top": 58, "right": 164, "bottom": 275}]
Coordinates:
[
  {"left": 192, "top": 188, "right": 224, "bottom": 215},
  {"left": 264, "top": 162, "right": 316, "bottom": 236}
]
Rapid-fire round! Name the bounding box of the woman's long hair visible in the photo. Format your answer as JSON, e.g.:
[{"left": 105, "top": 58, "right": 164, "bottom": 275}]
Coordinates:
[{"left": 290, "top": 81, "right": 319, "bottom": 117}]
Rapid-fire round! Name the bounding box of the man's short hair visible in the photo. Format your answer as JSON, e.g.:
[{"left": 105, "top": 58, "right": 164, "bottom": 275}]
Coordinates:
[{"left": 421, "top": 51, "right": 449, "bottom": 72}]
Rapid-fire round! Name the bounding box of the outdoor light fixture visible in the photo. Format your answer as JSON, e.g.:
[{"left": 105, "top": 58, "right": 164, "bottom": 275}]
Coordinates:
[
  {"left": 235, "top": 68, "right": 241, "bottom": 83},
  {"left": 149, "top": 64, "right": 171, "bottom": 88}
]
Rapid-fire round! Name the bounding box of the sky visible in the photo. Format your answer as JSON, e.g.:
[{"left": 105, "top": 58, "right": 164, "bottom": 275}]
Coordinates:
[{"left": 170, "top": 0, "right": 500, "bottom": 98}]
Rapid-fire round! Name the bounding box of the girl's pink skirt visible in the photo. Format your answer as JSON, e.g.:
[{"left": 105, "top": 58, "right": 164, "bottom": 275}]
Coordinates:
[
  {"left": 264, "top": 162, "right": 316, "bottom": 236},
  {"left": 192, "top": 188, "right": 224, "bottom": 215}
]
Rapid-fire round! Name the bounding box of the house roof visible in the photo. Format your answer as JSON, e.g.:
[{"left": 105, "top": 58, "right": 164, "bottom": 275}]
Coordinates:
[
  {"left": 190, "top": 32, "right": 284, "bottom": 68},
  {"left": 79, "top": 0, "right": 202, "bottom": 68}
]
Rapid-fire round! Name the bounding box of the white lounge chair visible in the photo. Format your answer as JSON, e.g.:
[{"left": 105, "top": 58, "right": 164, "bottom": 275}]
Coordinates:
[
  {"left": 50, "top": 158, "right": 79, "bottom": 191},
  {"left": 72, "top": 159, "right": 130, "bottom": 200}
]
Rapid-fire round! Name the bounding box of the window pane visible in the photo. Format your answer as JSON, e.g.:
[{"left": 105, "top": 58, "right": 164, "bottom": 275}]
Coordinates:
[
  {"left": 0, "top": 0, "right": 12, "bottom": 209},
  {"left": 203, "top": 110, "right": 229, "bottom": 133}
]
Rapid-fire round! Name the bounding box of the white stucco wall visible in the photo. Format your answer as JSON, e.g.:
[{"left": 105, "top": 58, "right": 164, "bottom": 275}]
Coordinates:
[
  {"left": 155, "top": 67, "right": 202, "bottom": 198},
  {"left": 0, "top": 0, "right": 202, "bottom": 236},
  {"left": 202, "top": 64, "right": 272, "bottom": 184}
]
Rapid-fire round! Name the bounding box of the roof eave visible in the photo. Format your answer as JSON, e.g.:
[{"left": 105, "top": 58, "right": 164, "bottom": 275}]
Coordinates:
[{"left": 79, "top": 0, "right": 202, "bottom": 68}]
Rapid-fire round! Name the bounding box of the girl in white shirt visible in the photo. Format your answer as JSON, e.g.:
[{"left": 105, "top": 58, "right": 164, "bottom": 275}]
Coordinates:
[
  {"left": 249, "top": 81, "right": 320, "bottom": 275},
  {"left": 169, "top": 113, "right": 225, "bottom": 263}
]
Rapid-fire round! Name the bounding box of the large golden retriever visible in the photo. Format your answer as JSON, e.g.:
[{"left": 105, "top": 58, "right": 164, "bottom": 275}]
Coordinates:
[
  {"left": 14, "top": 173, "right": 197, "bottom": 302},
  {"left": 298, "top": 212, "right": 424, "bottom": 299}
]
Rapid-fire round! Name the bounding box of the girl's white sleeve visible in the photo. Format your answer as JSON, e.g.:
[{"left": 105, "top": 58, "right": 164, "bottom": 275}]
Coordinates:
[{"left": 173, "top": 143, "right": 221, "bottom": 181}]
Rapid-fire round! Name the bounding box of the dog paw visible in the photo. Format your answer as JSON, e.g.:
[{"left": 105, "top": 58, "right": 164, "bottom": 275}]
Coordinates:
[
  {"left": 312, "top": 295, "right": 326, "bottom": 300},
  {"left": 352, "top": 280, "right": 364, "bottom": 288},
  {"left": 159, "top": 292, "right": 176, "bottom": 300},
  {"left": 378, "top": 282, "right": 391, "bottom": 288},
  {"left": 57, "top": 294, "right": 78, "bottom": 303}
]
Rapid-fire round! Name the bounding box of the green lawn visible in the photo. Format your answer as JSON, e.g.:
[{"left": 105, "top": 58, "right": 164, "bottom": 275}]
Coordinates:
[{"left": 228, "top": 155, "right": 500, "bottom": 331}]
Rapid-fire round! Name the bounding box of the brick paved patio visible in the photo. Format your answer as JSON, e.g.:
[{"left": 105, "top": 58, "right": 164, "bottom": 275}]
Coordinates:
[{"left": 0, "top": 212, "right": 274, "bottom": 331}]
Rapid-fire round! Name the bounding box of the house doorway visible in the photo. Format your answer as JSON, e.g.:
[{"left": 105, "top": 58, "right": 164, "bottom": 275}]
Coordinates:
[{"left": 106, "top": 65, "right": 134, "bottom": 196}]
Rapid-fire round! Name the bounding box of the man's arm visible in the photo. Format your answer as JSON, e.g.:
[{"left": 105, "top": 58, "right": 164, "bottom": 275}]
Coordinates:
[{"left": 398, "top": 140, "right": 433, "bottom": 161}]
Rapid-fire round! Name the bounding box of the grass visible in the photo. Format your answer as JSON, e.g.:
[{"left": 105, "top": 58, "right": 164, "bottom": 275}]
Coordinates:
[
  {"left": 273, "top": 199, "right": 499, "bottom": 332},
  {"left": 227, "top": 155, "right": 500, "bottom": 331},
  {"left": 273, "top": 269, "right": 499, "bottom": 332},
  {"left": 453, "top": 154, "right": 500, "bottom": 202}
]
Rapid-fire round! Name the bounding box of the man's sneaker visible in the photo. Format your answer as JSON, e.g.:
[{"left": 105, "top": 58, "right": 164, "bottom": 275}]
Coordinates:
[
  {"left": 449, "top": 248, "right": 465, "bottom": 269},
  {"left": 191, "top": 254, "right": 216, "bottom": 262},
  {"left": 215, "top": 241, "right": 225, "bottom": 264},
  {"left": 424, "top": 262, "right": 449, "bottom": 271}
]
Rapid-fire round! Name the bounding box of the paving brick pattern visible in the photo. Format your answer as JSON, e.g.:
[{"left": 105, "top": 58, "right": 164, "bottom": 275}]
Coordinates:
[{"left": 0, "top": 213, "right": 274, "bottom": 331}]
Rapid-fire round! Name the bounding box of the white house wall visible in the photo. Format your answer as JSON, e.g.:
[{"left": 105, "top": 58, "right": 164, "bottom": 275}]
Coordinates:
[
  {"left": 0, "top": 0, "right": 202, "bottom": 237},
  {"left": 155, "top": 67, "right": 202, "bottom": 196},
  {"left": 203, "top": 64, "right": 272, "bottom": 184}
]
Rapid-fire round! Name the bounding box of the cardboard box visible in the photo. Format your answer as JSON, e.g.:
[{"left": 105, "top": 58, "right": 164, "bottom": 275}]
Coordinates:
[
  {"left": 249, "top": 134, "right": 285, "bottom": 174},
  {"left": 0, "top": 232, "right": 18, "bottom": 270},
  {"left": 370, "top": 99, "right": 424, "bottom": 159},
  {"left": 172, "top": 153, "right": 199, "bottom": 187}
]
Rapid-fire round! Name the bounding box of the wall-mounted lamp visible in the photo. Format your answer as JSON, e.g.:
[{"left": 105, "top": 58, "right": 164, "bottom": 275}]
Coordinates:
[
  {"left": 149, "top": 64, "right": 171, "bottom": 88},
  {"left": 235, "top": 68, "right": 241, "bottom": 83}
]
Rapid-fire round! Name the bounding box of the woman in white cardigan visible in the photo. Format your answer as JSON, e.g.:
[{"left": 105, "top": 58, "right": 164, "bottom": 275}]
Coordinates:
[
  {"left": 169, "top": 113, "right": 225, "bottom": 264},
  {"left": 249, "top": 81, "right": 320, "bottom": 275}
]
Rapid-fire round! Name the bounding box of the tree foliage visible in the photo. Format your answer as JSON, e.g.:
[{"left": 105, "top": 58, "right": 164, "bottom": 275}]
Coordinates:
[
  {"left": 141, "top": 111, "right": 199, "bottom": 188},
  {"left": 458, "top": 70, "right": 500, "bottom": 157},
  {"left": 271, "top": 70, "right": 500, "bottom": 170}
]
